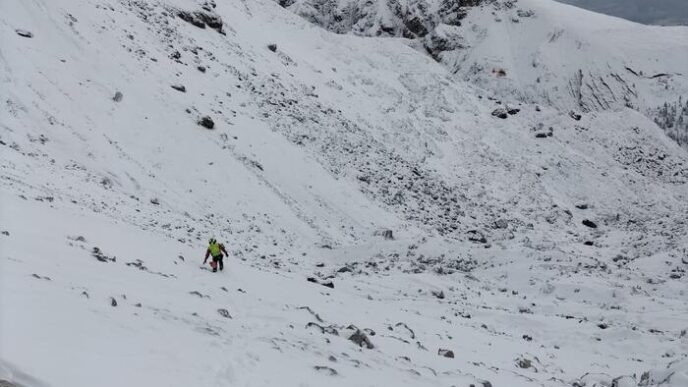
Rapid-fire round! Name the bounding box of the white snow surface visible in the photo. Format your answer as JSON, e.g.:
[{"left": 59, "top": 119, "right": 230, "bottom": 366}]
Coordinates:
[
  {"left": 446, "top": 0, "right": 688, "bottom": 113},
  {"left": 1, "top": 0, "right": 688, "bottom": 386}
]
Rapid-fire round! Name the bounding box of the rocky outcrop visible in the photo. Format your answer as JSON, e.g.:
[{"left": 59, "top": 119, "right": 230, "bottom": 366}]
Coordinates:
[{"left": 275, "top": 0, "right": 481, "bottom": 39}]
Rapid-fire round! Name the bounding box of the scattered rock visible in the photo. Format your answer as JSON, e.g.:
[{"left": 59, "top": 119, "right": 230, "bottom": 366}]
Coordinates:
[
  {"left": 569, "top": 111, "right": 582, "bottom": 121},
  {"left": 493, "top": 219, "right": 508, "bottom": 229},
  {"left": 535, "top": 126, "right": 554, "bottom": 138},
  {"left": 178, "top": 11, "right": 205, "bottom": 28},
  {"left": 150, "top": 198, "right": 160, "bottom": 205},
  {"left": 250, "top": 159, "right": 264, "bottom": 171},
  {"left": 597, "top": 323, "right": 609, "bottom": 329},
  {"left": 576, "top": 203, "right": 589, "bottom": 210},
  {"left": 267, "top": 43, "right": 278, "bottom": 52},
  {"left": 198, "top": 115, "right": 215, "bottom": 129},
  {"left": 438, "top": 348, "right": 454, "bottom": 358},
  {"left": 582, "top": 219, "right": 598, "bottom": 228},
  {"left": 516, "top": 357, "right": 532, "bottom": 369},
  {"left": 491, "top": 108, "right": 508, "bottom": 119},
  {"left": 374, "top": 229, "right": 394, "bottom": 240},
  {"left": 431, "top": 290, "right": 445, "bottom": 300},
  {"left": 178, "top": 10, "right": 223, "bottom": 32},
  {"left": 467, "top": 230, "right": 487, "bottom": 244},
  {"left": 313, "top": 365, "right": 337, "bottom": 376},
  {"left": 15, "top": 29, "right": 33, "bottom": 38},
  {"left": 110, "top": 297, "right": 118, "bottom": 307},
  {"left": 507, "top": 107, "right": 520, "bottom": 115},
  {"left": 1, "top": 231, "right": 9, "bottom": 236},
  {"left": 197, "top": 66, "right": 206, "bottom": 73},
  {"left": 347, "top": 328, "right": 374, "bottom": 349},
  {"left": 217, "top": 308, "right": 232, "bottom": 319},
  {"left": 307, "top": 277, "right": 334, "bottom": 289},
  {"left": 197, "top": 12, "right": 223, "bottom": 30},
  {"left": 92, "top": 247, "right": 116, "bottom": 263},
  {"left": 112, "top": 91, "right": 123, "bottom": 102},
  {"left": 171, "top": 84, "right": 186, "bottom": 92}
]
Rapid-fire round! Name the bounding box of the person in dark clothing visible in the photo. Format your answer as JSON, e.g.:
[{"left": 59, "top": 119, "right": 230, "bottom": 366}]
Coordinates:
[{"left": 203, "top": 237, "right": 229, "bottom": 272}]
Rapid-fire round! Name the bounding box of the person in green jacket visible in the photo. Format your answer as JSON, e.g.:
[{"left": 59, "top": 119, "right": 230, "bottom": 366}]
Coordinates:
[{"left": 203, "top": 237, "right": 229, "bottom": 272}]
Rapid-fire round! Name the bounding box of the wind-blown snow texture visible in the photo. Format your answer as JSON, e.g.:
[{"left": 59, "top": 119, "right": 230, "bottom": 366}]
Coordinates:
[{"left": 1, "top": 0, "right": 687, "bottom": 386}]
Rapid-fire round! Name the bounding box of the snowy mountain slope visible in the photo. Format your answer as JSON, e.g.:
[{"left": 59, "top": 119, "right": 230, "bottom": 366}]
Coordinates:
[
  {"left": 277, "top": 0, "right": 688, "bottom": 117},
  {"left": 1, "top": 0, "right": 688, "bottom": 386},
  {"left": 446, "top": 0, "right": 688, "bottom": 114}
]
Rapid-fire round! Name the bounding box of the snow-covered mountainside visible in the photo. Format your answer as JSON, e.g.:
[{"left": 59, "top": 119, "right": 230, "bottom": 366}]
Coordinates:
[
  {"left": 279, "top": 0, "right": 688, "bottom": 115},
  {"left": 1, "top": 0, "right": 687, "bottom": 386}
]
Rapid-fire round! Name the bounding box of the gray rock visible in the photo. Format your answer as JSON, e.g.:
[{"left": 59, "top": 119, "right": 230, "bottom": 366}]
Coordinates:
[
  {"left": 15, "top": 29, "right": 33, "bottom": 38},
  {"left": 112, "top": 91, "right": 123, "bottom": 102},
  {"left": 492, "top": 108, "right": 508, "bottom": 119},
  {"left": 438, "top": 348, "right": 454, "bottom": 358},
  {"left": 198, "top": 116, "right": 215, "bottom": 129},
  {"left": 313, "top": 365, "right": 337, "bottom": 376},
  {"left": 493, "top": 219, "right": 509, "bottom": 229},
  {"left": 582, "top": 219, "right": 598, "bottom": 228},
  {"left": 347, "top": 327, "right": 374, "bottom": 349},
  {"left": 467, "top": 230, "right": 487, "bottom": 244}
]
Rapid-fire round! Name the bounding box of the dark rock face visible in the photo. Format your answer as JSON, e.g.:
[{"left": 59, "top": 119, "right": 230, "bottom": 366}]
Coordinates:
[
  {"left": 375, "top": 229, "right": 394, "bottom": 240},
  {"left": 347, "top": 328, "right": 374, "bottom": 349},
  {"left": 582, "top": 219, "right": 598, "bottom": 228},
  {"left": 275, "top": 0, "right": 479, "bottom": 41},
  {"left": 92, "top": 247, "right": 116, "bottom": 263},
  {"left": 492, "top": 108, "right": 508, "bottom": 119},
  {"left": 467, "top": 230, "right": 487, "bottom": 243},
  {"left": 15, "top": 29, "right": 34, "bottom": 38},
  {"left": 177, "top": 9, "right": 223, "bottom": 32},
  {"left": 493, "top": 219, "right": 509, "bottom": 229},
  {"left": 198, "top": 116, "right": 215, "bottom": 129},
  {"left": 307, "top": 277, "right": 335, "bottom": 288},
  {"left": 438, "top": 348, "right": 455, "bottom": 358}
]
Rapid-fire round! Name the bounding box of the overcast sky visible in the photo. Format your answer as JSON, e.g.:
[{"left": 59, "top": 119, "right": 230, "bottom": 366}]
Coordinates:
[{"left": 555, "top": 0, "right": 688, "bottom": 25}]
